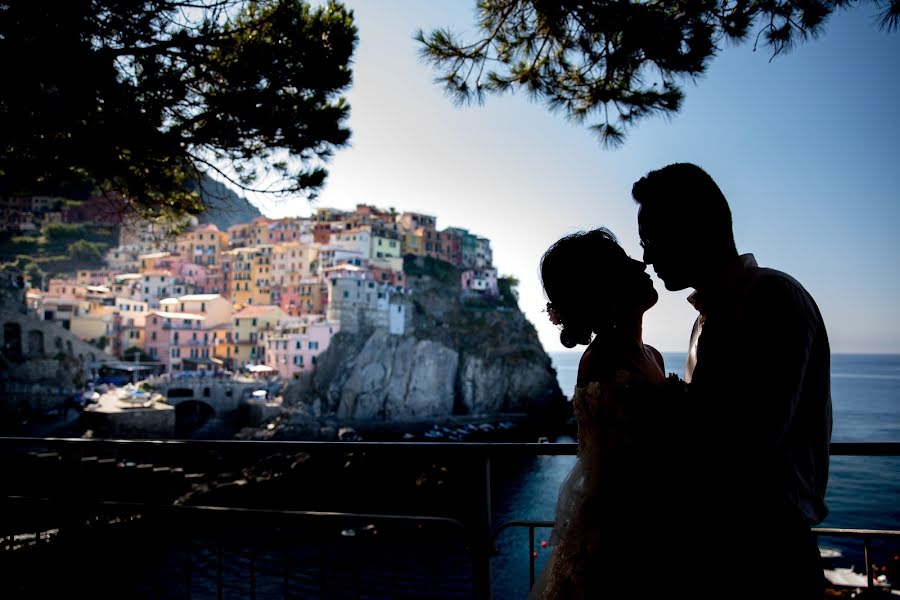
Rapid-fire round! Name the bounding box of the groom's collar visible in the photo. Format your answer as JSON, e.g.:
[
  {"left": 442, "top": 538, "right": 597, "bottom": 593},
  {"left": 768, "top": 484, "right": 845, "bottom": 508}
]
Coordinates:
[{"left": 687, "top": 253, "right": 757, "bottom": 316}]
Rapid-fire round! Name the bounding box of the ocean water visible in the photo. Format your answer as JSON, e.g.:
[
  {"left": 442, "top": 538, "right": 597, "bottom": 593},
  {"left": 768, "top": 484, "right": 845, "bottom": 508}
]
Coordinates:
[{"left": 489, "top": 352, "right": 900, "bottom": 598}]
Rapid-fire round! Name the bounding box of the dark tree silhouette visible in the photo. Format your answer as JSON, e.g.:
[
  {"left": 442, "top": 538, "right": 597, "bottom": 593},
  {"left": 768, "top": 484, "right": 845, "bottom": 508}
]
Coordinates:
[
  {"left": 416, "top": 0, "right": 898, "bottom": 147},
  {"left": 0, "top": 0, "right": 357, "bottom": 220}
]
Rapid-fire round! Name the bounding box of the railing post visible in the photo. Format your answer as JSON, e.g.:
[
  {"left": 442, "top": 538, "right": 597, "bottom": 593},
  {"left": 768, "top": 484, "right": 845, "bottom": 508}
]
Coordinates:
[
  {"left": 864, "top": 535, "right": 874, "bottom": 589},
  {"left": 472, "top": 455, "right": 493, "bottom": 600}
]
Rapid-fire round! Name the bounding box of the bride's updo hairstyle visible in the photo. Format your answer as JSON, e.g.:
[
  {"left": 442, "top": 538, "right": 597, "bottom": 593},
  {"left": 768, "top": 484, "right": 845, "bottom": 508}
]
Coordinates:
[{"left": 541, "top": 228, "right": 628, "bottom": 348}]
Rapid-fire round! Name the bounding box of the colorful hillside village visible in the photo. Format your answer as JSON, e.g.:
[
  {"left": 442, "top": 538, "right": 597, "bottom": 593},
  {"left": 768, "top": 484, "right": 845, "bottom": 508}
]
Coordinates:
[{"left": 23, "top": 204, "right": 497, "bottom": 380}]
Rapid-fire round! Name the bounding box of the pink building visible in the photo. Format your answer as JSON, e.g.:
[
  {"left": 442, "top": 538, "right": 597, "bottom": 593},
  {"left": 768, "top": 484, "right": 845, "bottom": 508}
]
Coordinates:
[
  {"left": 461, "top": 268, "right": 499, "bottom": 297},
  {"left": 263, "top": 316, "right": 339, "bottom": 379},
  {"left": 144, "top": 311, "right": 217, "bottom": 372},
  {"left": 179, "top": 263, "right": 226, "bottom": 295}
]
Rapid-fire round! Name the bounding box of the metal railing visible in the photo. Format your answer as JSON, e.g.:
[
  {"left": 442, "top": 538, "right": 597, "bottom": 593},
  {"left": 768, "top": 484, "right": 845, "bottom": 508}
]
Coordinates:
[{"left": 1, "top": 438, "right": 898, "bottom": 599}]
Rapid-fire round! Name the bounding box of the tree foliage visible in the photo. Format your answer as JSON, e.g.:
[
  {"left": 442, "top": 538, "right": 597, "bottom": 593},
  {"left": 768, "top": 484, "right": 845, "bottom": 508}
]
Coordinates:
[
  {"left": 68, "top": 240, "right": 106, "bottom": 263},
  {"left": 0, "top": 0, "right": 357, "bottom": 220},
  {"left": 416, "top": 0, "right": 899, "bottom": 147}
]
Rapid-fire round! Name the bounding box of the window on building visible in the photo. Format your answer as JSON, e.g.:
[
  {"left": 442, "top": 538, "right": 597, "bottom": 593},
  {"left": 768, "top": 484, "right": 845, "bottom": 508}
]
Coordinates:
[
  {"left": 309, "top": 341, "right": 319, "bottom": 350},
  {"left": 151, "top": 331, "right": 156, "bottom": 341}
]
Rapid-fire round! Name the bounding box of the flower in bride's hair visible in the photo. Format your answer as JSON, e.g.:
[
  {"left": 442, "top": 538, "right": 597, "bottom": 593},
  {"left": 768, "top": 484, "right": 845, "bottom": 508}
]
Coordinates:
[{"left": 545, "top": 302, "right": 562, "bottom": 326}]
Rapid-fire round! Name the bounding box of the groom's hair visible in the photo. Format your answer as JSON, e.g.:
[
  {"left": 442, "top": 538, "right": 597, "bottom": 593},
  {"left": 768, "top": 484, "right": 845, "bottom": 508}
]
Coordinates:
[{"left": 632, "top": 162, "right": 737, "bottom": 254}]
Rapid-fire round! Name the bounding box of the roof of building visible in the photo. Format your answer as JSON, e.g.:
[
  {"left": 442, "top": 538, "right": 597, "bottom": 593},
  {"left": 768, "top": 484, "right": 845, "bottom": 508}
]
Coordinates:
[
  {"left": 149, "top": 311, "right": 205, "bottom": 320},
  {"left": 234, "top": 305, "right": 283, "bottom": 317},
  {"left": 138, "top": 252, "right": 171, "bottom": 259},
  {"left": 322, "top": 264, "right": 364, "bottom": 273},
  {"left": 176, "top": 294, "right": 222, "bottom": 301},
  {"left": 115, "top": 273, "right": 144, "bottom": 281},
  {"left": 141, "top": 269, "right": 174, "bottom": 277}
]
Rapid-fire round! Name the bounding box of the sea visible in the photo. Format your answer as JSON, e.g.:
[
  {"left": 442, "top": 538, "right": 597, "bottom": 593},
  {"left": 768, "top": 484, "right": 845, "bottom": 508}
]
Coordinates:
[{"left": 489, "top": 352, "right": 900, "bottom": 598}]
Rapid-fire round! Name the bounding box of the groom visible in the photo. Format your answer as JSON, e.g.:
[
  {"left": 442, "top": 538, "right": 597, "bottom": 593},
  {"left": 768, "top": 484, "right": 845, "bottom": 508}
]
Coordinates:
[{"left": 631, "top": 163, "right": 832, "bottom": 598}]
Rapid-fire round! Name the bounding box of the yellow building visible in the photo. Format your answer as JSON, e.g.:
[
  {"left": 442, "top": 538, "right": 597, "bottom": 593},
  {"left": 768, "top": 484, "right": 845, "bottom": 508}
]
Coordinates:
[
  {"left": 176, "top": 223, "right": 229, "bottom": 266},
  {"left": 230, "top": 305, "right": 287, "bottom": 368},
  {"left": 158, "top": 294, "right": 232, "bottom": 327},
  {"left": 250, "top": 245, "right": 274, "bottom": 306},
  {"left": 402, "top": 229, "right": 426, "bottom": 257},
  {"left": 371, "top": 232, "right": 402, "bottom": 260},
  {"left": 224, "top": 247, "right": 254, "bottom": 305},
  {"left": 223, "top": 246, "right": 273, "bottom": 307},
  {"left": 137, "top": 252, "right": 172, "bottom": 273}
]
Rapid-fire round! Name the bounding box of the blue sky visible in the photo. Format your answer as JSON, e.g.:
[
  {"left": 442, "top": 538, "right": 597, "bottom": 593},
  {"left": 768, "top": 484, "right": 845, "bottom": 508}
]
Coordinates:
[{"left": 262, "top": 1, "right": 900, "bottom": 355}]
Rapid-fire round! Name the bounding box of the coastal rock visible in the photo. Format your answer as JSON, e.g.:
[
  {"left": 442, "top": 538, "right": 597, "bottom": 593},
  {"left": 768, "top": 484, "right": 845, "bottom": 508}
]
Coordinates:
[
  {"left": 333, "top": 331, "right": 458, "bottom": 420},
  {"left": 458, "top": 351, "right": 560, "bottom": 414}
]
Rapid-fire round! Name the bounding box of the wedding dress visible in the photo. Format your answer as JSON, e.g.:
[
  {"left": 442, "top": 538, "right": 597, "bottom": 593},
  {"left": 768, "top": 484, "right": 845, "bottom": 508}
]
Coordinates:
[{"left": 530, "top": 362, "right": 669, "bottom": 599}]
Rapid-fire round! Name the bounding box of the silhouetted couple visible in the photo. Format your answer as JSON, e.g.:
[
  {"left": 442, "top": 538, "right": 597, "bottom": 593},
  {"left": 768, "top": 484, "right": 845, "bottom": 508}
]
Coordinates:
[{"left": 531, "top": 163, "right": 832, "bottom": 599}]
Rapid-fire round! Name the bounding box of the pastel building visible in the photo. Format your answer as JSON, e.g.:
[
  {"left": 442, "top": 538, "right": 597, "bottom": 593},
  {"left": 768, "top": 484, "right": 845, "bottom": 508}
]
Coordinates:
[
  {"left": 140, "top": 271, "right": 192, "bottom": 308},
  {"left": 370, "top": 257, "right": 405, "bottom": 291},
  {"left": 177, "top": 223, "right": 229, "bottom": 266},
  {"left": 248, "top": 217, "right": 275, "bottom": 246},
  {"left": 110, "top": 274, "right": 144, "bottom": 301},
  {"left": 444, "top": 227, "right": 479, "bottom": 269},
  {"left": 76, "top": 270, "right": 115, "bottom": 287},
  {"left": 398, "top": 212, "right": 436, "bottom": 231},
  {"left": 461, "top": 268, "right": 500, "bottom": 297},
  {"left": 138, "top": 252, "right": 174, "bottom": 273},
  {"left": 230, "top": 305, "right": 288, "bottom": 369},
  {"left": 70, "top": 304, "right": 117, "bottom": 352},
  {"left": 144, "top": 311, "right": 215, "bottom": 372},
  {"left": 250, "top": 245, "right": 274, "bottom": 305},
  {"left": 402, "top": 230, "right": 426, "bottom": 257},
  {"left": 115, "top": 297, "right": 150, "bottom": 328},
  {"left": 159, "top": 294, "right": 232, "bottom": 326},
  {"left": 263, "top": 316, "right": 340, "bottom": 379},
  {"left": 289, "top": 278, "right": 328, "bottom": 316},
  {"left": 223, "top": 247, "right": 255, "bottom": 305},
  {"left": 370, "top": 227, "right": 402, "bottom": 260},
  {"left": 227, "top": 222, "right": 253, "bottom": 247},
  {"left": 315, "top": 245, "right": 365, "bottom": 272},
  {"left": 48, "top": 278, "right": 84, "bottom": 301},
  {"left": 179, "top": 262, "right": 225, "bottom": 295},
  {"left": 475, "top": 237, "right": 493, "bottom": 269},
  {"left": 331, "top": 228, "right": 372, "bottom": 260}
]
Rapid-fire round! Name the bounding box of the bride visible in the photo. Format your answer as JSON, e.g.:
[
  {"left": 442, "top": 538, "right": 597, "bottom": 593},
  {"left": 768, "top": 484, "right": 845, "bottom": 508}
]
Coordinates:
[{"left": 530, "top": 228, "right": 675, "bottom": 599}]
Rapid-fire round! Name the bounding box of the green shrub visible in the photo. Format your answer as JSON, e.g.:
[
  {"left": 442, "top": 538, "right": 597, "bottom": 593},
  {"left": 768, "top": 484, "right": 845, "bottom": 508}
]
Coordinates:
[{"left": 68, "top": 240, "right": 105, "bottom": 263}]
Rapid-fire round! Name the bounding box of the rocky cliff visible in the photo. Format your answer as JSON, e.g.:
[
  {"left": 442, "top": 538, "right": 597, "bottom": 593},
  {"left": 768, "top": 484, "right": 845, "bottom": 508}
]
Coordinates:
[{"left": 296, "top": 256, "right": 563, "bottom": 422}]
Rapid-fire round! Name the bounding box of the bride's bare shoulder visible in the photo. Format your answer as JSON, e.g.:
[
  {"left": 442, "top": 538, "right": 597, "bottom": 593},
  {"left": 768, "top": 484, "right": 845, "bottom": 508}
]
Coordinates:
[
  {"left": 645, "top": 344, "right": 665, "bottom": 372},
  {"left": 576, "top": 343, "right": 617, "bottom": 388}
]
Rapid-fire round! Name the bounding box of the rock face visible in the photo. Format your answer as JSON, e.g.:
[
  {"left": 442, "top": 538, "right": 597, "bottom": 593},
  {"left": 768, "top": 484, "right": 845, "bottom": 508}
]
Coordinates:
[
  {"left": 300, "top": 256, "right": 563, "bottom": 422},
  {"left": 328, "top": 331, "right": 459, "bottom": 420}
]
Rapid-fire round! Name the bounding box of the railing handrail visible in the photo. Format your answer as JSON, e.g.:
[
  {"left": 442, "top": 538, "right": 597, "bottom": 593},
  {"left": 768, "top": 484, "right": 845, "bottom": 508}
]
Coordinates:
[{"left": 1, "top": 437, "right": 898, "bottom": 456}]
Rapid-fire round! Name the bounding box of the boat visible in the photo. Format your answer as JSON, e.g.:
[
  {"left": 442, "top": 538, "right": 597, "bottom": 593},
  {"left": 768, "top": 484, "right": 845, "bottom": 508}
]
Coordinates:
[{"left": 820, "top": 547, "right": 894, "bottom": 593}]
